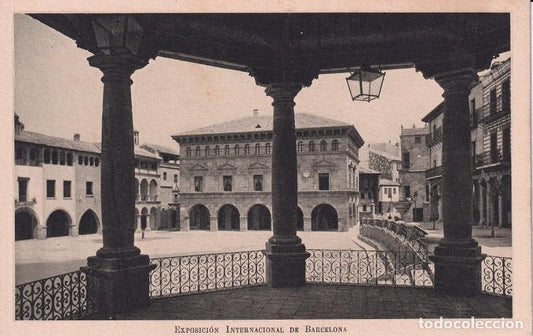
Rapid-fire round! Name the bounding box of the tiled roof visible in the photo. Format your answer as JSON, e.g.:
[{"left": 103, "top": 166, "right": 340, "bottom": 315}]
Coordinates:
[
  {"left": 379, "top": 178, "right": 400, "bottom": 186},
  {"left": 15, "top": 131, "right": 100, "bottom": 154},
  {"left": 175, "top": 113, "right": 351, "bottom": 136},
  {"left": 141, "top": 143, "right": 180, "bottom": 157},
  {"left": 359, "top": 166, "right": 381, "bottom": 174},
  {"left": 401, "top": 127, "right": 429, "bottom": 136},
  {"left": 16, "top": 130, "right": 161, "bottom": 160}
]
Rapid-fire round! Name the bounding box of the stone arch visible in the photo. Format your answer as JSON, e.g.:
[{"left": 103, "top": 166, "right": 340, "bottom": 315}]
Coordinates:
[
  {"left": 311, "top": 204, "right": 338, "bottom": 231},
  {"left": 218, "top": 204, "right": 240, "bottom": 230},
  {"left": 247, "top": 204, "right": 271, "bottom": 230},
  {"left": 297, "top": 206, "right": 304, "bottom": 231},
  {"left": 150, "top": 207, "right": 158, "bottom": 230},
  {"left": 79, "top": 209, "right": 99, "bottom": 235},
  {"left": 46, "top": 209, "right": 71, "bottom": 238},
  {"left": 189, "top": 204, "right": 210, "bottom": 230},
  {"left": 15, "top": 207, "right": 39, "bottom": 240},
  {"left": 149, "top": 179, "right": 157, "bottom": 201}
]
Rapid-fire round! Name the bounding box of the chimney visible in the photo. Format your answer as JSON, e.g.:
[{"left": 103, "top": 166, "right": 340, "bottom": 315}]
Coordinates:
[
  {"left": 73, "top": 133, "right": 80, "bottom": 141},
  {"left": 133, "top": 129, "right": 139, "bottom": 145},
  {"left": 253, "top": 109, "right": 259, "bottom": 117},
  {"left": 14, "top": 114, "right": 24, "bottom": 135}
]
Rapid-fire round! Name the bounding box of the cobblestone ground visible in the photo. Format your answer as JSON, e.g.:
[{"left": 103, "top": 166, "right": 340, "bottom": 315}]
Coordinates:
[
  {"left": 112, "top": 285, "right": 512, "bottom": 320},
  {"left": 16, "top": 227, "right": 373, "bottom": 284}
]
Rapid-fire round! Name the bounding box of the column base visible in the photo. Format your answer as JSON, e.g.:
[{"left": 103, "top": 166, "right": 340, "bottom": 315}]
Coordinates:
[
  {"left": 84, "top": 254, "right": 156, "bottom": 318},
  {"left": 429, "top": 239, "right": 485, "bottom": 296},
  {"left": 264, "top": 241, "right": 310, "bottom": 287}
]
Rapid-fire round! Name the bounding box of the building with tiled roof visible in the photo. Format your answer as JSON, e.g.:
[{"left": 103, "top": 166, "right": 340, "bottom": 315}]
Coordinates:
[
  {"left": 173, "top": 111, "right": 364, "bottom": 232},
  {"left": 14, "top": 115, "right": 180, "bottom": 240}
]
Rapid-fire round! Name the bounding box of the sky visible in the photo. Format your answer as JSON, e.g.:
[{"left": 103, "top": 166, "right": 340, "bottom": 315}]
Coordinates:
[{"left": 15, "top": 14, "right": 451, "bottom": 151}]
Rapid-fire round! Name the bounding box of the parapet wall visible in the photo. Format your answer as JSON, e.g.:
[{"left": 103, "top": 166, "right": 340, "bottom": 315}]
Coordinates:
[{"left": 359, "top": 218, "right": 428, "bottom": 255}]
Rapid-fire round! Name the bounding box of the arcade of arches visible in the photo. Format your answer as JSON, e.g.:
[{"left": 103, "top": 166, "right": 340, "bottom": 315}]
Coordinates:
[
  {"left": 185, "top": 203, "right": 336, "bottom": 232},
  {"left": 15, "top": 208, "right": 100, "bottom": 240}
]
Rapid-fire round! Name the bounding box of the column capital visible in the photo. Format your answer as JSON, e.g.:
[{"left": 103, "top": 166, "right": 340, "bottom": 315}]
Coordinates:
[
  {"left": 250, "top": 68, "right": 319, "bottom": 88},
  {"left": 265, "top": 83, "right": 302, "bottom": 107},
  {"left": 434, "top": 69, "right": 478, "bottom": 96},
  {"left": 88, "top": 54, "right": 148, "bottom": 83}
]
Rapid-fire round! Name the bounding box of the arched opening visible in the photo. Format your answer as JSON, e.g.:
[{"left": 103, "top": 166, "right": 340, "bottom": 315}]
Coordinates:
[
  {"left": 79, "top": 209, "right": 99, "bottom": 235},
  {"left": 297, "top": 207, "right": 304, "bottom": 231},
  {"left": 311, "top": 204, "right": 338, "bottom": 231},
  {"left": 501, "top": 175, "right": 511, "bottom": 228},
  {"left": 150, "top": 207, "right": 158, "bottom": 230},
  {"left": 149, "top": 180, "right": 157, "bottom": 201},
  {"left": 218, "top": 204, "right": 240, "bottom": 230},
  {"left": 15, "top": 208, "right": 38, "bottom": 240},
  {"left": 140, "top": 179, "right": 148, "bottom": 201},
  {"left": 141, "top": 207, "right": 148, "bottom": 230},
  {"left": 190, "top": 204, "right": 210, "bottom": 230},
  {"left": 46, "top": 210, "right": 71, "bottom": 238},
  {"left": 247, "top": 204, "right": 271, "bottom": 230}
]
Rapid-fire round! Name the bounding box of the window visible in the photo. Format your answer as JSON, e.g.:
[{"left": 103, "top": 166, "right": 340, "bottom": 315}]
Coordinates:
[
  {"left": 309, "top": 141, "right": 316, "bottom": 152},
  {"left": 195, "top": 146, "right": 201, "bottom": 157},
  {"left": 95, "top": 158, "right": 99, "bottom": 167},
  {"left": 318, "top": 173, "right": 329, "bottom": 190},
  {"left": 225, "top": 145, "right": 230, "bottom": 156},
  {"left": 234, "top": 144, "right": 240, "bottom": 155},
  {"left": 265, "top": 143, "right": 271, "bottom": 154},
  {"left": 29, "top": 148, "right": 40, "bottom": 166},
  {"left": 502, "top": 79, "right": 510, "bottom": 112},
  {"left": 393, "top": 188, "right": 396, "bottom": 194},
  {"left": 404, "top": 186, "right": 411, "bottom": 199},
  {"left": 163, "top": 172, "right": 167, "bottom": 181},
  {"left": 78, "top": 155, "right": 83, "bottom": 165},
  {"left": 63, "top": 180, "right": 71, "bottom": 198},
  {"left": 44, "top": 149, "right": 51, "bottom": 164},
  {"left": 84, "top": 156, "right": 88, "bottom": 165},
  {"left": 320, "top": 140, "right": 327, "bottom": 152},
  {"left": 59, "top": 151, "right": 65, "bottom": 165},
  {"left": 15, "top": 145, "right": 26, "bottom": 165},
  {"left": 186, "top": 147, "right": 192, "bottom": 157},
  {"left": 18, "top": 177, "right": 28, "bottom": 202},
  {"left": 244, "top": 144, "right": 250, "bottom": 155},
  {"left": 255, "top": 143, "right": 261, "bottom": 155},
  {"left": 415, "top": 136, "right": 421, "bottom": 144},
  {"left": 66, "top": 152, "right": 73, "bottom": 166},
  {"left": 362, "top": 204, "right": 367, "bottom": 212},
  {"left": 90, "top": 157, "right": 94, "bottom": 166},
  {"left": 214, "top": 146, "right": 220, "bottom": 156},
  {"left": 205, "top": 146, "right": 211, "bottom": 156},
  {"left": 361, "top": 191, "right": 365, "bottom": 199},
  {"left": 52, "top": 150, "right": 59, "bottom": 165},
  {"left": 425, "top": 185, "right": 430, "bottom": 202},
  {"left": 402, "top": 152, "right": 410, "bottom": 169},
  {"left": 470, "top": 98, "right": 478, "bottom": 127},
  {"left": 502, "top": 127, "right": 511, "bottom": 162},
  {"left": 223, "top": 176, "right": 232, "bottom": 192},
  {"left": 254, "top": 175, "right": 263, "bottom": 191},
  {"left": 297, "top": 141, "right": 304, "bottom": 153},
  {"left": 490, "top": 88, "right": 497, "bottom": 117},
  {"left": 46, "top": 180, "right": 56, "bottom": 198},
  {"left": 433, "top": 159, "right": 437, "bottom": 168},
  {"left": 490, "top": 132, "right": 498, "bottom": 163},
  {"left": 194, "top": 176, "right": 203, "bottom": 192},
  {"left": 86, "top": 181, "right": 93, "bottom": 196},
  {"left": 331, "top": 139, "right": 339, "bottom": 151},
  {"left": 150, "top": 162, "right": 157, "bottom": 170},
  {"left": 174, "top": 174, "right": 178, "bottom": 183}
]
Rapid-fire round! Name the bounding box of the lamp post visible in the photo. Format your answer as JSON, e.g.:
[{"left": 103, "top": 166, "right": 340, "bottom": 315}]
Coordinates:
[{"left": 346, "top": 66, "right": 386, "bottom": 102}]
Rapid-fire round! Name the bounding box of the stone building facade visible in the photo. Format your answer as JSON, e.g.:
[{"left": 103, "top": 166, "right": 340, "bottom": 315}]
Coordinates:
[
  {"left": 423, "top": 57, "right": 511, "bottom": 228},
  {"left": 398, "top": 125, "right": 430, "bottom": 222},
  {"left": 173, "top": 112, "right": 364, "bottom": 232},
  {"left": 358, "top": 167, "right": 380, "bottom": 220}
]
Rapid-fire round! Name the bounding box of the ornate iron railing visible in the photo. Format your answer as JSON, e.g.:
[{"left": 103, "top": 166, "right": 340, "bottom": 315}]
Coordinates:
[
  {"left": 149, "top": 250, "right": 266, "bottom": 299},
  {"left": 482, "top": 255, "right": 512, "bottom": 297},
  {"left": 305, "top": 249, "right": 434, "bottom": 287},
  {"left": 15, "top": 269, "right": 95, "bottom": 320}
]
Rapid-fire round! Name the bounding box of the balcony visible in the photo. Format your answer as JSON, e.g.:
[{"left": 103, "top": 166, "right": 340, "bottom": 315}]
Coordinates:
[
  {"left": 425, "top": 165, "right": 442, "bottom": 179},
  {"left": 475, "top": 150, "right": 511, "bottom": 168},
  {"left": 15, "top": 198, "right": 36, "bottom": 207},
  {"left": 478, "top": 103, "right": 511, "bottom": 125},
  {"left": 425, "top": 127, "right": 442, "bottom": 147}
]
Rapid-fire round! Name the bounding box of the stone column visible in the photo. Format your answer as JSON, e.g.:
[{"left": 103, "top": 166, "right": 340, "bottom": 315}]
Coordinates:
[
  {"left": 239, "top": 217, "right": 248, "bottom": 231},
  {"left": 263, "top": 82, "right": 310, "bottom": 287},
  {"left": 146, "top": 215, "right": 151, "bottom": 231},
  {"left": 135, "top": 214, "right": 141, "bottom": 233},
  {"left": 210, "top": 216, "right": 217, "bottom": 231},
  {"left": 498, "top": 188, "right": 503, "bottom": 229},
  {"left": 84, "top": 54, "right": 155, "bottom": 317},
  {"left": 429, "top": 68, "right": 485, "bottom": 295},
  {"left": 303, "top": 217, "right": 312, "bottom": 232}
]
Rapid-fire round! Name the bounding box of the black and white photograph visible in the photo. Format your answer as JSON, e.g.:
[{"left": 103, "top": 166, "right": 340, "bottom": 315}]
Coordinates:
[{"left": 3, "top": 1, "right": 531, "bottom": 335}]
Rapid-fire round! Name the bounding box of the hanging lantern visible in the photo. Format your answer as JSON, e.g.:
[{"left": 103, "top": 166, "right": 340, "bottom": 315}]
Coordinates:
[
  {"left": 346, "top": 66, "right": 386, "bottom": 102},
  {"left": 92, "top": 15, "right": 144, "bottom": 56}
]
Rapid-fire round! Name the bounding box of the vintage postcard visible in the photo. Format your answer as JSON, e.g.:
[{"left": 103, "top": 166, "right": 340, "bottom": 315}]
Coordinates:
[{"left": 1, "top": 1, "right": 530, "bottom": 335}]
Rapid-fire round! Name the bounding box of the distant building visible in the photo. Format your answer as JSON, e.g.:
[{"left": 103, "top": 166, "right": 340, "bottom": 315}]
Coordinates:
[
  {"left": 173, "top": 112, "right": 364, "bottom": 232},
  {"left": 358, "top": 167, "right": 380, "bottom": 220},
  {"left": 14, "top": 116, "right": 180, "bottom": 240},
  {"left": 399, "top": 125, "right": 430, "bottom": 221}
]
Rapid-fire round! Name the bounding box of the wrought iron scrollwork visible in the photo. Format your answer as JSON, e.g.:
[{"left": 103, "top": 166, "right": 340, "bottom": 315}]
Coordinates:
[{"left": 482, "top": 255, "right": 512, "bottom": 297}]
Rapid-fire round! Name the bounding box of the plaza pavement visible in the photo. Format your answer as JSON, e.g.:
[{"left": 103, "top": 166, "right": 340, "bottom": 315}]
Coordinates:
[{"left": 15, "top": 227, "right": 374, "bottom": 284}]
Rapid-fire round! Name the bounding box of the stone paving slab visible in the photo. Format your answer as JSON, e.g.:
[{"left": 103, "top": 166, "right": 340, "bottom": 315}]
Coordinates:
[{"left": 110, "top": 284, "right": 512, "bottom": 320}]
